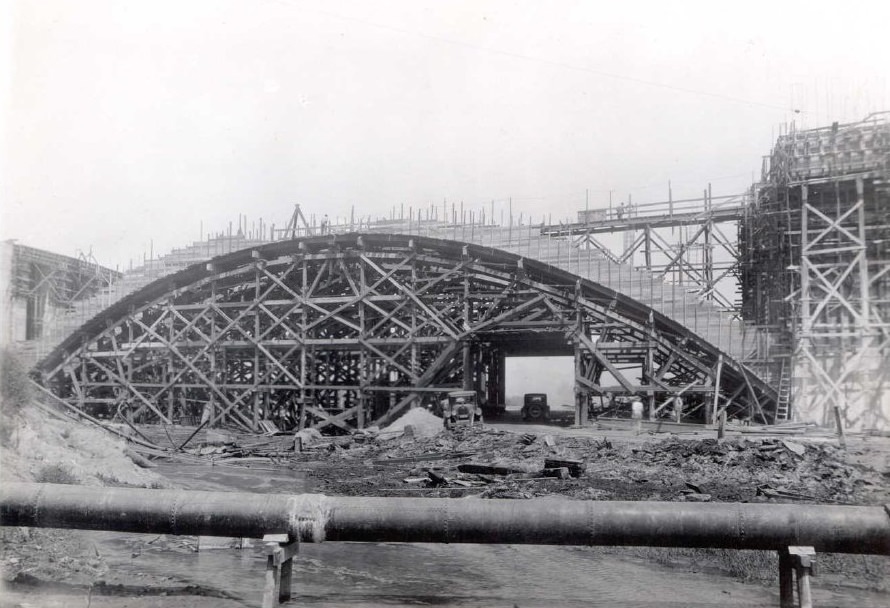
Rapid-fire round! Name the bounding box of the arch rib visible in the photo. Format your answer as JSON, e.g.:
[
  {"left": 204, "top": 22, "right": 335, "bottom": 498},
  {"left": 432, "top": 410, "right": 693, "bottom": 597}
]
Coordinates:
[{"left": 36, "top": 234, "right": 776, "bottom": 432}]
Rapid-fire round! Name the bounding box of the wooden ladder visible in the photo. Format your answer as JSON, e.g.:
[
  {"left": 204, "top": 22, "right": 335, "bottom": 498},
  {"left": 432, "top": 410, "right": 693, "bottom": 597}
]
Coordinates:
[{"left": 775, "top": 358, "right": 792, "bottom": 422}]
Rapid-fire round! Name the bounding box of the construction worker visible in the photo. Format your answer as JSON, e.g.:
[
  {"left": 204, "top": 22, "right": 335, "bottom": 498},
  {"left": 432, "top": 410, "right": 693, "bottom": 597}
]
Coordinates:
[
  {"left": 674, "top": 396, "right": 684, "bottom": 422},
  {"left": 200, "top": 400, "right": 212, "bottom": 425},
  {"left": 630, "top": 395, "right": 643, "bottom": 417},
  {"left": 631, "top": 394, "right": 644, "bottom": 434}
]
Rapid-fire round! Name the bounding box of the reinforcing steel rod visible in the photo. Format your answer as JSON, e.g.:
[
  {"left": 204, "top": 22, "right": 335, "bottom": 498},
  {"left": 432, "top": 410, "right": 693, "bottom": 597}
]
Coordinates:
[{"left": 2, "top": 483, "right": 888, "bottom": 554}]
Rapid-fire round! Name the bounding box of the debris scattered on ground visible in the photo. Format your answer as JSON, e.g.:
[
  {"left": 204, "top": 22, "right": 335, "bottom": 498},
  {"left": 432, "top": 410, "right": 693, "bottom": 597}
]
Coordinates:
[
  {"left": 458, "top": 463, "right": 529, "bottom": 475},
  {"left": 519, "top": 433, "right": 537, "bottom": 445},
  {"left": 543, "top": 458, "right": 586, "bottom": 477},
  {"left": 781, "top": 439, "right": 806, "bottom": 457},
  {"left": 298, "top": 427, "right": 888, "bottom": 508},
  {"left": 82, "top": 414, "right": 888, "bottom": 509},
  {"left": 681, "top": 493, "right": 712, "bottom": 502},
  {"left": 4, "top": 376, "right": 890, "bottom": 599},
  {"left": 373, "top": 451, "right": 477, "bottom": 465},
  {"left": 756, "top": 484, "right": 818, "bottom": 502}
]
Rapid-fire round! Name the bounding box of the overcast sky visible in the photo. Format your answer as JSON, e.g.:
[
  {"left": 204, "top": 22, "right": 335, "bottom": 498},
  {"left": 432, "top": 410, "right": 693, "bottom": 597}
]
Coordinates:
[{"left": 1, "top": 0, "right": 888, "bottom": 269}]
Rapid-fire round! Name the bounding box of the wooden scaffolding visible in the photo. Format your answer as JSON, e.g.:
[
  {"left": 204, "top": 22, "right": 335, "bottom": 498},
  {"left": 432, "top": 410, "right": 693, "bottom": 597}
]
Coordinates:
[{"left": 740, "top": 112, "right": 890, "bottom": 430}]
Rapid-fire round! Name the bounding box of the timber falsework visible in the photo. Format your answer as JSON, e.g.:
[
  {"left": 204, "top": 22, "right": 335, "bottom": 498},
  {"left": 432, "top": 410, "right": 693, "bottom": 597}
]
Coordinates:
[{"left": 36, "top": 233, "right": 776, "bottom": 433}]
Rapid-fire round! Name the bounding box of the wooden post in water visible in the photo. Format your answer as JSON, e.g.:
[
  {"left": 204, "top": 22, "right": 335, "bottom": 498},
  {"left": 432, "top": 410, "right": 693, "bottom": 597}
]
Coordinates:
[{"left": 262, "top": 533, "right": 299, "bottom": 608}]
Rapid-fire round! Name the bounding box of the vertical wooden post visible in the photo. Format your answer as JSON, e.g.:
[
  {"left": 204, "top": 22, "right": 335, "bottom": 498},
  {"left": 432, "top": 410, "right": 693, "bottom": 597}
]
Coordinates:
[
  {"left": 357, "top": 349, "right": 366, "bottom": 430},
  {"left": 856, "top": 177, "right": 869, "bottom": 330},
  {"left": 208, "top": 282, "right": 218, "bottom": 427},
  {"left": 778, "top": 549, "right": 794, "bottom": 608},
  {"left": 644, "top": 341, "right": 655, "bottom": 421},
  {"left": 262, "top": 534, "right": 299, "bottom": 608},
  {"left": 704, "top": 184, "right": 713, "bottom": 297},
  {"left": 574, "top": 341, "right": 583, "bottom": 427},
  {"left": 263, "top": 380, "right": 270, "bottom": 429},
  {"left": 796, "top": 562, "right": 813, "bottom": 608},
  {"left": 644, "top": 226, "right": 652, "bottom": 271},
  {"left": 833, "top": 405, "right": 847, "bottom": 449},
  {"left": 218, "top": 347, "right": 228, "bottom": 426},
  {"left": 710, "top": 354, "right": 723, "bottom": 425},
  {"left": 462, "top": 260, "right": 472, "bottom": 393},
  {"left": 462, "top": 342, "right": 472, "bottom": 391},
  {"left": 278, "top": 551, "right": 293, "bottom": 603},
  {"left": 410, "top": 255, "right": 418, "bottom": 401},
  {"left": 166, "top": 363, "right": 174, "bottom": 423},
  {"left": 800, "top": 185, "right": 811, "bottom": 337},
  {"left": 668, "top": 180, "right": 673, "bottom": 217},
  {"left": 788, "top": 546, "right": 816, "bottom": 608},
  {"left": 497, "top": 349, "right": 506, "bottom": 408},
  {"left": 254, "top": 264, "right": 261, "bottom": 431},
  {"left": 358, "top": 259, "right": 367, "bottom": 430},
  {"left": 252, "top": 379, "right": 260, "bottom": 430},
  {"left": 299, "top": 258, "right": 308, "bottom": 430}
]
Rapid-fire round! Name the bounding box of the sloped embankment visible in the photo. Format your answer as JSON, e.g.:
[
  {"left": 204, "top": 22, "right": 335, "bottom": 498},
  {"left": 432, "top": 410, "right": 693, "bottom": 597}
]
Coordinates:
[{"left": 0, "top": 349, "right": 168, "bottom": 594}]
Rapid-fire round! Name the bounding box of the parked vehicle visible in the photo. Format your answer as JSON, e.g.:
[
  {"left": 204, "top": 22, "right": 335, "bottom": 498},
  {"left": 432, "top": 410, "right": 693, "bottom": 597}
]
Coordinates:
[
  {"left": 521, "top": 393, "right": 550, "bottom": 421},
  {"left": 443, "top": 390, "right": 483, "bottom": 429}
]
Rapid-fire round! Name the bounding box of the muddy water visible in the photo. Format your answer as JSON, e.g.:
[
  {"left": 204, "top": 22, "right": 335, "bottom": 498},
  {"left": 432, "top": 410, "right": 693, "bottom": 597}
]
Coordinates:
[{"left": 92, "top": 463, "right": 886, "bottom": 607}]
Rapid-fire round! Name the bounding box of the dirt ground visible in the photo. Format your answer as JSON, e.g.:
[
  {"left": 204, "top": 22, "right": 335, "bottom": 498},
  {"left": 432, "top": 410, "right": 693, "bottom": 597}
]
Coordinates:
[
  {"left": 298, "top": 412, "right": 890, "bottom": 591},
  {"left": 306, "top": 419, "right": 890, "bottom": 504},
  {"left": 2, "top": 402, "right": 889, "bottom": 606}
]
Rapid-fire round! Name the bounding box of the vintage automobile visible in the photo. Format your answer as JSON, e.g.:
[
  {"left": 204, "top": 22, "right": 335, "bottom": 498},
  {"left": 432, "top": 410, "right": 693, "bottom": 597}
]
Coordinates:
[
  {"left": 442, "top": 390, "right": 483, "bottom": 429},
  {"left": 520, "top": 393, "right": 550, "bottom": 421}
]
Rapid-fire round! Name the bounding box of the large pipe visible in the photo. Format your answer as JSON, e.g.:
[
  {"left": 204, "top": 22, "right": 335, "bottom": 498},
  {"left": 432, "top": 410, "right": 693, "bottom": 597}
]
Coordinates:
[{"left": 2, "top": 483, "right": 889, "bottom": 554}]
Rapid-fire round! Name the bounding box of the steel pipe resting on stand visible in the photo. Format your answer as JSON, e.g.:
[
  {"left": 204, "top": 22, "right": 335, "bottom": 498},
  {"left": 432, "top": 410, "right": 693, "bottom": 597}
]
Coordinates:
[{"left": 1, "top": 483, "right": 889, "bottom": 555}]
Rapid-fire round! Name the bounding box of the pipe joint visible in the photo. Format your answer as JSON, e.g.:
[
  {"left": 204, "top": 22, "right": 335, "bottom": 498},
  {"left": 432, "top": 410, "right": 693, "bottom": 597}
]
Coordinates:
[{"left": 286, "top": 494, "right": 330, "bottom": 542}]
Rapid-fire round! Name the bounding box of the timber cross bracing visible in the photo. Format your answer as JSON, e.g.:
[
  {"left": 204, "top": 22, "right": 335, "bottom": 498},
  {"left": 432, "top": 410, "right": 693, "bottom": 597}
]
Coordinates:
[
  {"left": 36, "top": 234, "right": 775, "bottom": 432},
  {"left": 741, "top": 112, "right": 890, "bottom": 430},
  {"left": 545, "top": 191, "right": 749, "bottom": 314}
]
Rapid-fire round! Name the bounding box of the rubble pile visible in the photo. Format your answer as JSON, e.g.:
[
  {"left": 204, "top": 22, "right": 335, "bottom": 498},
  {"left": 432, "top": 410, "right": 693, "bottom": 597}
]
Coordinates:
[
  {"left": 127, "top": 418, "right": 886, "bottom": 506},
  {"left": 621, "top": 437, "right": 883, "bottom": 503},
  {"left": 301, "top": 426, "right": 888, "bottom": 506}
]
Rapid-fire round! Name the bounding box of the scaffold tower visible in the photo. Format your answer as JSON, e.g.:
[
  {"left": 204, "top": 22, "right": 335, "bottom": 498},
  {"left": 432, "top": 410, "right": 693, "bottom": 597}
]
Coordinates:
[{"left": 741, "top": 112, "right": 890, "bottom": 431}]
